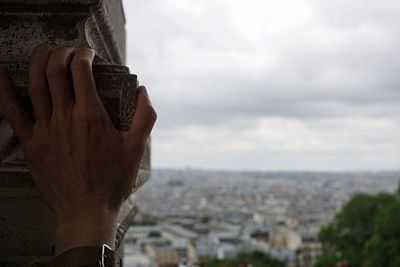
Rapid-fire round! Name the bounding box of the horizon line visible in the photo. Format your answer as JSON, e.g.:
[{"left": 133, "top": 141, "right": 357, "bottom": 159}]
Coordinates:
[{"left": 152, "top": 167, "right": 400, "bottom": 174}]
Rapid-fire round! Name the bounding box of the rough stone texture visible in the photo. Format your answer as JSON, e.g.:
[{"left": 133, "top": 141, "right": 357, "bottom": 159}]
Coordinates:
[
  {"left": 0, "top": 0, "right": 149, "bottom": 265},
  {"left": 0, "top": 0, "right": 125, "bottom": 64}
]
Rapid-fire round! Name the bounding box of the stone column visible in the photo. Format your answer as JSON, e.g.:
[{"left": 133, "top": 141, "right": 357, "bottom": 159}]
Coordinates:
[{"left": 0, "top": 1, "right": 150, "bottom": 265}]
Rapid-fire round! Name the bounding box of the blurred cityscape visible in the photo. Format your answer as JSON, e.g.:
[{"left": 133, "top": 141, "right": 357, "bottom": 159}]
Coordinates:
[{"left": 123, "top": 169, "right": 400, "bottom": 267}]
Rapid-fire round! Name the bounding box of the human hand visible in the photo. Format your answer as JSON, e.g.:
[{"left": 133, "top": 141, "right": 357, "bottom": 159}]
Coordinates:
[{"left": 0, "top": 44, "right": 156, "bottom": 255}]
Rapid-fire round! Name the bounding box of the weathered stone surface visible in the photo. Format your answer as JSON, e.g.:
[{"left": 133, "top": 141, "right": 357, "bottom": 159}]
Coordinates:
[
  {"left": 0, "top": 0, "right": 149, "bottom": 264},
  {"left": 0, "top": 0, "right": 125, "bottom": 64},
  {"left": 0, "top": 63, "right": 136, "bottom": 130},
  {"left": 0, "top": 0, "right": 99, "bottom": 4}
]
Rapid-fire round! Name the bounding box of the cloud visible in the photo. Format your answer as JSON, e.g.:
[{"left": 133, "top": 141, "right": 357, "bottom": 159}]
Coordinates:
[
  {"left": 122, "top": 0, "right": 400, "bottom": 170},
  {"left": 154, "top": 116, "right": 400, "bottom": 170}
]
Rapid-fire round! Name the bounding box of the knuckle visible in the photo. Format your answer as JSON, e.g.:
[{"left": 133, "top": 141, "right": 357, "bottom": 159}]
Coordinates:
[
  {"left": 46, "top": 46, "right": 73, "bottom": 78},
  {"left": 45, "top": 62, "right": 67, "bottom": 79},
  {"left": 77, "top": 48, "right": 95, "bottom": 58},
  {"left": 144, "top": 105, "right": 157, "bottom": 123},
  {"left": 53, "top": 46, "right": 72, "bottom": 54},
  {"left": 149, "top": 107, "right": 157, "bottom": 122},
  {"left": 70, "top": 56, "right": 92, "bottom": 72}
]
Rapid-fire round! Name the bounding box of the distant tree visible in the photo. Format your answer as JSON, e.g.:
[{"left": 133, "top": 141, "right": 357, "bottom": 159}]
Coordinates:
[
  {"left": 131, "top": 214, "right": 157, "bottom": 226},
  {"left": 313, "top": 253, "right": 341, "bottom": 267},
  {"left": 201, "top": 216, "right": 211, "bottom": 224},
  {"left": 363, "top": 200, "right": 400, "bottom": 267},
  {"left": 148, "top": 231, "right": 161, "bottom": 238},
  {"left": 315, "top": 184, "right": 400, "bottom": 267},
  {"left": 397, "top": 181, "right": 400, "bottom": 195},
  {"left": 200, "top": 251, "right": 285, "bottom": 267}
]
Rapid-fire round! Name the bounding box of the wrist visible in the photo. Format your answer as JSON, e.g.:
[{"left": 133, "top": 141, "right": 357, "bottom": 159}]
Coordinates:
[
  {"left": 55, "top": 208, "right": 120, "bottom": 256},
  {"left": 50, "top": 244, "right": 122, "bottom": 267}
]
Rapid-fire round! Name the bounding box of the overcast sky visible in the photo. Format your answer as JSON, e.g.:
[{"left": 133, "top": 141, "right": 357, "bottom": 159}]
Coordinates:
[{"left": 122, "top": 0, "right": 400, "bottom": 171}]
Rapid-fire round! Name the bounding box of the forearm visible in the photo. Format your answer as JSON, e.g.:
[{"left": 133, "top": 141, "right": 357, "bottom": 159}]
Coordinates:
[{"left": 50, "top": 245, "right": 121, "bottom": 267}]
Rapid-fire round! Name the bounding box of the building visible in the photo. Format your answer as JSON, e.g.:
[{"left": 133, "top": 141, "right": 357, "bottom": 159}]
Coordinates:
[{"left": 142, "top": 239, "right": 179, "bottom": 267}]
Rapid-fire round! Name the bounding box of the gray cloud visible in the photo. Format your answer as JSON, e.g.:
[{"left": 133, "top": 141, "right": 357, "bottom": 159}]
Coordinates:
[{"left": 122, "top": 0, "right": 400, "bottom": 170}]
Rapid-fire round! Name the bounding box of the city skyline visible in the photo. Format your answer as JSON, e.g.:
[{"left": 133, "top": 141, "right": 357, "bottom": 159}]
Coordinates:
[{"left": 125, "top": 169, "right": 400, "bottom": 266}]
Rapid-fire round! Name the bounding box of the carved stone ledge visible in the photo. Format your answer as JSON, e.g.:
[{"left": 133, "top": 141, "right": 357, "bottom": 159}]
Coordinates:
[{"left": 0, "top": 0, "right": 126, "bottom": 64}]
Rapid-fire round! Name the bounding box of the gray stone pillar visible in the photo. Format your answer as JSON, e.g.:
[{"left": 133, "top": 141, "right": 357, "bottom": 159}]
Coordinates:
[{"left": 0, "top": 1, "right": 150, "bottom": 265}]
